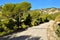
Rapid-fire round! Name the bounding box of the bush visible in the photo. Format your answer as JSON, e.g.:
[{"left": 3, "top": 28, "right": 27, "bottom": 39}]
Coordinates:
[
  {"left": 5, "top": 19, "right": 17, "bottom": 30},
  {"left": 31, "top": 20, "right": 36, "bottom": 26},
  {"left": 50, "top": 12, "right": 60, "bottom": 20},
  {"left": 24, "top": 14, "right": 32, "bottom": 27},
  {"left": 0, "top": 19, "right": 12, "bottom": 36},
  {"left": 55, "top": 24, "right": 60, "bottom": 37},
  {"left": 40, "top": 13, "right": 49, "bottom": 22},
  {"left": 55, "top": 15, "right": 60, "bottom": 37},
  {"left": 0, "top": 20, "right": 8, "bottom": 32},
  {"left": 21, "top": 23, "right": 27, "bottom": 29}
]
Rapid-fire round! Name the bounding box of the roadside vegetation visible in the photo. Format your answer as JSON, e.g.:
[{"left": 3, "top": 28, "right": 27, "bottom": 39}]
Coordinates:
[
  {"left": 54, "top": 15, "right": 60, "bottom": 38},
  {"left": 0, "top": 2, "right": 60, "bottom": 37}
]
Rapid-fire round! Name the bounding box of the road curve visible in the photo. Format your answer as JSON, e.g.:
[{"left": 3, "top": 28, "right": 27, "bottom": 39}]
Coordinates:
[{"left": 0, "top": 21, "right": 57, "bottom": 40}]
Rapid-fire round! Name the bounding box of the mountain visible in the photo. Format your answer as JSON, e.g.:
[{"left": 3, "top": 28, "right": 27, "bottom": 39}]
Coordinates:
[{"left": 40, "top": 7, "right": 60, "bottom": 14}]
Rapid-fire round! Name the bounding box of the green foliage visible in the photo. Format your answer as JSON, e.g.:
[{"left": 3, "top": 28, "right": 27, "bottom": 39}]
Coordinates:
[
  {"left": 13, "top": 2, "right": 31, "bottom": 13},
  {"left": 55, "top": 14, "right": 60, "bottom": 21},
  {"left": 5, "top": 19, "right": 17, "bottom": 30},
  {"left": 21, "top": 23, "right": 27, "bottom": 29},
  {"left": 31, "top": 20, "right": 36, "bottom": 26},
  {"left": 0, "top": 20, "right": 8, "bottom": 32},
  {"left": 2, "top": 3, "right": 15, "bottom": 12},
  {"left": 22, "top": 12, "right": 29, "bottom": 20},
  {"left": 30, "top": 10, "right": 41, "bottom": 20},
  {"left": 51, "top": 12, "right": 60, "bottom": 20},
  {"left": 40, "top": 13, "right": 49, "bottom": 23},
  {"left": 1, "top": 2, "right": 60, "bottom": 37},
  {"left": 24, "top": 14, "right": 32, "bottom": 26},
  {"left": 55, "top": 24, "right": 60, "bottom": 37},
  {"left": 54, "top": 15, "right": 60, "bottom": 37},
  {"left": 0, "top": 2, "right": 47, "bottom": 36},
  {"left": 19, "top": 2, "right": 31, "bottom": 12},
  {"left": 2, "top": 3, "right": 15, "bottom": 16},
  {"left": 29, "top": 11, "right": 41, "bottom": 26}
]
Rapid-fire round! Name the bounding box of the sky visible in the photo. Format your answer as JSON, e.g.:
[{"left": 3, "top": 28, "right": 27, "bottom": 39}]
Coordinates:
[{"left": 0, "top": 0, "right": 60, "bottom": 10}]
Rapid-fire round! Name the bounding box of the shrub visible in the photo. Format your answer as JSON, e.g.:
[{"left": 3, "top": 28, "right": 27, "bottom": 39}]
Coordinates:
[
  {"left": 55, "top": 24, "right": 60, "bottom": 37},
  {"left": 5, "top": 19, "right": 17, "bottom": 30},
  {"left": 31, "top": 20, "right": 36, "bottom": 26},
  {"left": 51, "top": 12, "right": 60, "bottom": 20},
  {"left": 40, "top": 13, "right": 49, "bottom": 22},
  {"left": 21, "top": 23, "right": 27, "bottom": 29},
  {"left": 0, "top": 20, "right": 8, "bottom": 32},
  {"left": 24, "top": 14, "right": 32, "bottom": 27},
  {"left": 30, "top": 10, "right": 41, "bottom": 20},
  {"left": 55, "top": 15, "right": 60, "bottom": 37}
]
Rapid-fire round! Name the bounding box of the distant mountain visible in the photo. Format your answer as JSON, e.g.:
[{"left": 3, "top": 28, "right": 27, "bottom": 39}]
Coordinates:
[
  {"left": 31, "top": 7, "right": 60, "bottom": 14},
  {"left": 39, "top": 7, "right": 60, "bottom": 14}
]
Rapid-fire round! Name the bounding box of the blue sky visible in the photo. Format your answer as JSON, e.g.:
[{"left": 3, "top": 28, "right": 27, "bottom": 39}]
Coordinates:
[{"left": 0, "top": 0, "right": 60, "bottom": 10}]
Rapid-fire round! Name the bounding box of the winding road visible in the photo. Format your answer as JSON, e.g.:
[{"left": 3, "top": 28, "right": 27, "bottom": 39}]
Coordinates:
[{"left": 0, "top": 21, "right": 58, "bottom": 40}]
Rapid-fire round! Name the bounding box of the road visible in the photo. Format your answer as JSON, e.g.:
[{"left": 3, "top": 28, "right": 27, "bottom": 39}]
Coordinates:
[{"left": 0, "top": 21, "right": 58, "bottom": 40}]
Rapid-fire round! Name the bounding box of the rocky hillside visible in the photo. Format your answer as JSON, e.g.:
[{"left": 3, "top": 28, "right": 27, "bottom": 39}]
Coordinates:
[
  {"left": 41, "top": 7, "right": 60, "bottom": 14},
  {"left": 33, "top": 7, "right": 60, "bottom": 14}
]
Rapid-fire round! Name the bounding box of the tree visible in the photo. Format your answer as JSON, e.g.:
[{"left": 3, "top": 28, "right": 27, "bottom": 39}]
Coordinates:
[
  {"left": 2, "top": 3, "right": 16, "bottom": 21},
  {"left": 13, "top": 2, "right": 31, "bottom": 27},
  {"left": 13, "top": 2, "right": 31, "bottom": 13},
  {"left": 30, "top": 10, "right": 41, "bottom": 20},
  {"left": 29, "top": 10, "right": 41, "bottom": 26},
  {"left": 24, "top": 14, "right": 32, "bottom": 26},
  {"left": 1, "top": 2, "right": 32, "bottom": 31}
]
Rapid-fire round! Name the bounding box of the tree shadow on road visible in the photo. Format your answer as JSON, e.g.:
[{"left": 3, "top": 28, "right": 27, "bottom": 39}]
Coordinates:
[{"left": 0, "top": 35, "right": 40, "bottom": 40}]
